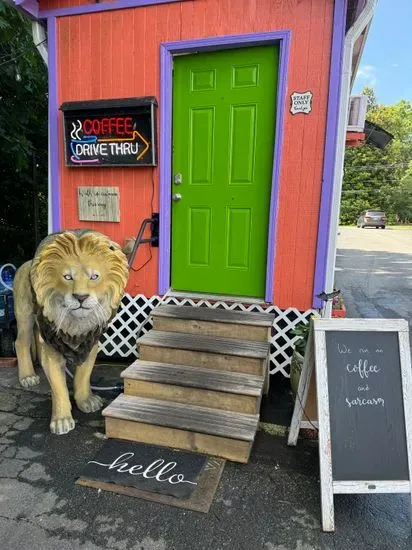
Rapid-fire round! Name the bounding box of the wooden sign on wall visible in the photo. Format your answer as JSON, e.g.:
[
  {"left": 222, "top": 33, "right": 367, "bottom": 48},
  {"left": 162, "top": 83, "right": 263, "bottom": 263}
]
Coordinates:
[{"left": 78, "top": 186, "right": 120, "bottom": 222}]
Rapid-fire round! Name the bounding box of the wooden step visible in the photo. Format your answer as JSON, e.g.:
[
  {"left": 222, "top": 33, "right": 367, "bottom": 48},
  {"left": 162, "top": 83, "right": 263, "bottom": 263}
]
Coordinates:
[
  {"left": 122, "top": 360, "right": 264, "bottom": 414},
  {"left": 152, "top": 305, "right": 275, "bottom": 342},
  {"left": 103, "top": 395, "right": 259, "bottom": 463},
  {"left": 137, "top": 330, "right": 269, "bottom": 376}
]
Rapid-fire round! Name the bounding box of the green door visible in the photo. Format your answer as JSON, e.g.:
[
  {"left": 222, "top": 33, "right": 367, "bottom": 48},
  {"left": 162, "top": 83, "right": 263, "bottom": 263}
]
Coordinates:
[{"left": 171, "top": 46, "right": 278, "bottom": 298}]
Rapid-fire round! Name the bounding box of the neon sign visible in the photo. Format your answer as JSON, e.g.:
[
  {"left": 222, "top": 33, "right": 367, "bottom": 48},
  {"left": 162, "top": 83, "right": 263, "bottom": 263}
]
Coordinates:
[{"left": 61, "top": 97, "right": 157, "bottom": 167}]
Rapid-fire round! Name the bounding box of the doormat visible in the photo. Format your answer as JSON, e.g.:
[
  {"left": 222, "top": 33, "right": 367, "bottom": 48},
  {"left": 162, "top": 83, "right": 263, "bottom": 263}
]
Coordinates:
[{"left": 76, "top": 440, "right": 225, "bottom": 513}]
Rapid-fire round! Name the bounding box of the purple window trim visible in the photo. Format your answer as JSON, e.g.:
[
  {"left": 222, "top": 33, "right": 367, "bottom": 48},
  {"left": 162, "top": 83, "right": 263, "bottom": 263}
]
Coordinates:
[
  {"left": 312, "top": 0, "right": 348, "bottom": 309},
  {"left": 158, "top": 31, "right": 291, "bottom": 302},
  {"left": 48, "top": 16, "right": 61, "bottom": 232},
  {"left": 38, "top": 0, "right": 191, "bottom": 19}
]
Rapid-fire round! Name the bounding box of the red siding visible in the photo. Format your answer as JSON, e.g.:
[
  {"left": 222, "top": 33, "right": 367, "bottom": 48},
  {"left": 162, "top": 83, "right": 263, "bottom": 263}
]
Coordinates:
[{"left": 56, "top": 0, "right": 334, "bottom": 310}]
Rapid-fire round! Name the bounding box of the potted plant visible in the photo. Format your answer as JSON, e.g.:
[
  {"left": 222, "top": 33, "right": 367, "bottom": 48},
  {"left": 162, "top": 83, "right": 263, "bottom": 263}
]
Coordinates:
[
  {"left": 290, "top": 320, "right": 312, "bottom": 396},
  {"left": 331, "top": 292, "right": 346, "bottom": 318}
]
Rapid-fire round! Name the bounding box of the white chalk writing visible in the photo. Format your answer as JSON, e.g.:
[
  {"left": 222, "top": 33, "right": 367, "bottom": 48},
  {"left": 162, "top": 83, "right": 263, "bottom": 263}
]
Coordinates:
[
  {"left": 88, "top": 452, "right": 198, "bottom": 486},
  {"left": 345, "top": 396, "right": 385, "bottom": 408},
  {"left": 346, "top": 359, "right": 380, "bottom": 379},
  {"left": 338, "top": 343, "right": 351, "bottom": 354}
]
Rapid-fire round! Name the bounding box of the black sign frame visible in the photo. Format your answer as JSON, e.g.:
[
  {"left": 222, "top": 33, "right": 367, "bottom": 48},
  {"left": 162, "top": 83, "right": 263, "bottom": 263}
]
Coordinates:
[{"left": 60, "top": 97, "right": 157, "bottom": 167}]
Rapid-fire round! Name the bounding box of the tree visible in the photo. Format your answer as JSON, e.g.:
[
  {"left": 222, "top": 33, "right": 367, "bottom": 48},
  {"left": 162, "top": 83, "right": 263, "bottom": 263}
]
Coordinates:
[
  {"left": 0, "top": 3, "right": 48, "bottom": 265},
  {"left": 392, "top": 161, "right": 412, "bottom": 222},
  {"left": 341, "top": 88, "right": 412, "bottom": 225},
  {"left": 362, "top": 86, "right": 377, "bottom": 113}
]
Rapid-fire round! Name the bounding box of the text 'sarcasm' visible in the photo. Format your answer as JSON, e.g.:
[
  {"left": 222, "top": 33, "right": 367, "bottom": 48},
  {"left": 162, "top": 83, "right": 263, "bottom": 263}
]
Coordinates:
[{"left": 345, "top": 396, "right": 385, "bottom": 408}]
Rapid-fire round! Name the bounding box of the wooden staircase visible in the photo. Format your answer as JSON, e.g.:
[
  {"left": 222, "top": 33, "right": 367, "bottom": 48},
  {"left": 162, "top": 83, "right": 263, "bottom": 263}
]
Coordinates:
[{"left": 103, "top": 305, "right": 275, "bottom": 463}]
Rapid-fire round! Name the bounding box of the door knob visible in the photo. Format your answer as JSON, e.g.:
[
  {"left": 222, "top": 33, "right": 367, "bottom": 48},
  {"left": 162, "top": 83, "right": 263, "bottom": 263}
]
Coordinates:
[{"left": 172, "top": 193, "right": 182, "bottom": 202}]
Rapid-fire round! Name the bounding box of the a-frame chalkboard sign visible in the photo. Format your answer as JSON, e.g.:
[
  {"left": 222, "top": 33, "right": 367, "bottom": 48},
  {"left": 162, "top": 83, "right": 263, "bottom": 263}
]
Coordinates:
[{"left": 288, "top": 318, "right": 412, "bottom": 532}]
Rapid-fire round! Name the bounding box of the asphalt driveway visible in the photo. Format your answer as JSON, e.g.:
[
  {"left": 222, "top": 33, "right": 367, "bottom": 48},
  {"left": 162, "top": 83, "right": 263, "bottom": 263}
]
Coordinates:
[
  {"left": 2, "top": 364, "right": 412, "bottom": 550},
  {"left": 335, "top": 227, "right": 412, "bottom": 324},
  {"left": 1, "top": 227, "right": 412, "bottom": 549}
]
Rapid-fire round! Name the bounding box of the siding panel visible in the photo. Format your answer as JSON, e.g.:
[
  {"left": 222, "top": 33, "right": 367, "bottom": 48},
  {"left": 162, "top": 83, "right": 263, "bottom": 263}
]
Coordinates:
[{"left": 57, "top": 0, "right": 334, "bottom": 310}]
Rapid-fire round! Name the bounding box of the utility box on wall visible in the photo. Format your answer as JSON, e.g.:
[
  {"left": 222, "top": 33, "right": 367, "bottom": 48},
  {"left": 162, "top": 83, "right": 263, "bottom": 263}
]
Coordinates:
[{"left": 60, "top": 97, "right": 157, "bottom": 167}]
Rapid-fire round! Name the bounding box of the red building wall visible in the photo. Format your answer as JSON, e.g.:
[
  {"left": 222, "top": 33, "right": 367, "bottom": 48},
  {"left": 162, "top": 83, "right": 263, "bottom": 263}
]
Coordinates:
[{"left": 53, "top": 0, "right": 334, "bottom": 310}]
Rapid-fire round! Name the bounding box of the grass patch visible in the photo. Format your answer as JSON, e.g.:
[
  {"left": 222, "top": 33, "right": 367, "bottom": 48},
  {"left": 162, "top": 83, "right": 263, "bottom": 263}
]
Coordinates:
[{"left": 386, "top": 225, "right": 412, "bottom": 230}]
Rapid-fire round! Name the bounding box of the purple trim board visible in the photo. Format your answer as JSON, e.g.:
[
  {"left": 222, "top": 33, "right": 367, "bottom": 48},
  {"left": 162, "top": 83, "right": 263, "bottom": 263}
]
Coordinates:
[
  {"left": 48, "top": 17, "right": 61, "bottom": 232},
  {"left": 158, "top": 31, "right": 291, "bottom": 302},
  {"left": 312, "top": 0, "right": 348, "bottom": 308},
  {"left": 39, "top": 0, "right": 190, "bottom": 19},
  {"left": 13, "top": 0, "right": 39, "bottom": 18}
]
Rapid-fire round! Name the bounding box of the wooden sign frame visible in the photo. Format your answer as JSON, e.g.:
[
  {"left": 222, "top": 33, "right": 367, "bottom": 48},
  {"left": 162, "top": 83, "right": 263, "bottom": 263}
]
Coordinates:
[
  {"left": 287, "top": 320, "right": 317, "bottom": 443},
  {"left": 78, "top": 186, "right": 120, "bottom": 222},
  {"left": 288, "top": 318, "right": 412, "bottom": 532}
]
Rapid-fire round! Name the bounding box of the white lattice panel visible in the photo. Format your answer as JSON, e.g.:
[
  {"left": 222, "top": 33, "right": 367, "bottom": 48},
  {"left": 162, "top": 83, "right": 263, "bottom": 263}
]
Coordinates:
[{"left": 99, "top": 294, "right": 316, "bottom": 377}]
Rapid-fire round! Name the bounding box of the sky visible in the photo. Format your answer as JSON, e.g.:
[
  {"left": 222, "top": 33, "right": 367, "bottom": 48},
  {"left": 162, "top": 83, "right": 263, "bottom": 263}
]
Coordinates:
[{"left": 352, "top": 0, "right": 412, "bottom": 105}]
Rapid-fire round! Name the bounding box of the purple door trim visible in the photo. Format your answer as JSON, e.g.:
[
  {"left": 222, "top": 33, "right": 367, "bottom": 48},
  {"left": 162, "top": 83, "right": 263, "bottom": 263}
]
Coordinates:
[
  {"left": 38, "top": 0, "right": 190, "bottom": 19},
  {"left": 48, "top": 16, "right": 61, "bottom": 232},
  {"left": 312, "top": 0, "right": 348, "bottom": 308},
  {"left": 159, "top": 31, "right": 291, "bottom": 302}
]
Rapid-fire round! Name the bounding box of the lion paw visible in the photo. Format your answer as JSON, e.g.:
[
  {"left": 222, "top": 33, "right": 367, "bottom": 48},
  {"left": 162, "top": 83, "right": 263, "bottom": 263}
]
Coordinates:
[
  {"left": 20, "top": 375, "right": 40, "bottom": 388},
  {"left": 50, "top": 416, "right": 75, "bottom": 435},
  {"left": 76, "top": 394, "right": 104, "bottom": 413}
]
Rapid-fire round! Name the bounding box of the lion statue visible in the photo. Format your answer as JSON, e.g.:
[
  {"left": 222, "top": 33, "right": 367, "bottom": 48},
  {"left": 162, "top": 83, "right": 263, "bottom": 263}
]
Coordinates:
[{"left": 13, "top": 229, "right": 129, "bottom": 435}]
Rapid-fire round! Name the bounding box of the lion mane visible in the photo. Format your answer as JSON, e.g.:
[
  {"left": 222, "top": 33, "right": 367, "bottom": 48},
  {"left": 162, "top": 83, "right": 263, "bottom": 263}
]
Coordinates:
[{"left": 27, "top": 229, "right": 129, "bottom": 367}]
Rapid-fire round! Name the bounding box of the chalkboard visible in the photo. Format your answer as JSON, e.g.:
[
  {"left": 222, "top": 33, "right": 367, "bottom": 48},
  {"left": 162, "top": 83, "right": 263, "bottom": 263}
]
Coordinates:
[
  {"left": 60, "top": 97, "right": 157, "bottom": 167},
  {"left": 311, "top": 318, "right": 412, "bottom": 532},
  {"left": 80, "top": 440, "right": 207, "bottom": 499},
  {"left": 288, "top": 318, "right": 412, "bottom": 531},
  {"left": 325, "top": 330, "right": 408, "bottom": 481}
]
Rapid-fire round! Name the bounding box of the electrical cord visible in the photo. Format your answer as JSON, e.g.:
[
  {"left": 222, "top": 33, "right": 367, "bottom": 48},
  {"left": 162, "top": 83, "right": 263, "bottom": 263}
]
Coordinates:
[
  {"left": 65, "top": 364, "right": 123, "bottom": 393},
  {"left": 294, "top": 384, "right": 319, "bottom": 434},
  {"left": 129, "top": 168, "right": 155, "bottom": 273},
  {"left": 0, "top": 39, "right": 47, "bottom": 68}
]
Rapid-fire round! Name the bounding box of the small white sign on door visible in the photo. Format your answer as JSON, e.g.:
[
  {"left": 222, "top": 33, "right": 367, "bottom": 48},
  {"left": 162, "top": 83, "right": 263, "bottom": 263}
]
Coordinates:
[{"left": 290, "top": 91, "right": 313, "bottom": 115}]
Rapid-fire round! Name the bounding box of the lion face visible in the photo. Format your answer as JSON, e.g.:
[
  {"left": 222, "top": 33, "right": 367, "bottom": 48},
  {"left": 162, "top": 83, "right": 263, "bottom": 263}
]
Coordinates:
[{"left": 31, "top": 231, "right": 129, "bottom": 335}]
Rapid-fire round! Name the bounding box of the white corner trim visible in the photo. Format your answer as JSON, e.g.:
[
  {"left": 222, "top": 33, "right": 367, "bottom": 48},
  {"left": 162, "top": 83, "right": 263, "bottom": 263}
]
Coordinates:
[
  {"left": 32, "top": 21, "right": 48, "bottom": 66},
  {"left": 323, "top": 0, "right": 378, "bottom": 318}
]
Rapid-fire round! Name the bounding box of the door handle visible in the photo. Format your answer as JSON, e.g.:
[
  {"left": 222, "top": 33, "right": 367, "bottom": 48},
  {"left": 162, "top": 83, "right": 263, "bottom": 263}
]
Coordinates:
[{"left": 172, "top": 193, "right": 182, "bottom": 202}]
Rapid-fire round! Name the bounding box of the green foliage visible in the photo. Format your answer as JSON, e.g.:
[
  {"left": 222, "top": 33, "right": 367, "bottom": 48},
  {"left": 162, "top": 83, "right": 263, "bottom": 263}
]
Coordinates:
[
  {"left": 362, "top": 86, "right": 377, "bottom": 113},
  {"left": 341, "top": 88, "right": 412, "bottom": 225},
  {"left": 0, "top": 3, "right": 48, "bottom": 265},
  {"left": 292, "top": 321, "right": 311, "bottom": 356},
  {"left": 393, "top": 161, "right": 412, "bottom": 222}
]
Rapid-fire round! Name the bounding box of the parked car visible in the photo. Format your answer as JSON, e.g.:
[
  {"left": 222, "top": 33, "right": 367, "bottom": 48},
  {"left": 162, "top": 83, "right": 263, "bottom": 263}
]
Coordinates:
[{"left": 357, "top": 210, "right": 387, "bottom": 229}]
